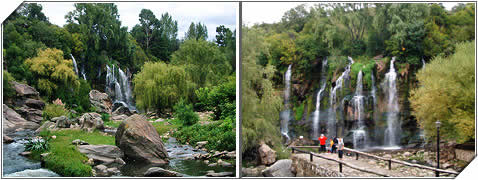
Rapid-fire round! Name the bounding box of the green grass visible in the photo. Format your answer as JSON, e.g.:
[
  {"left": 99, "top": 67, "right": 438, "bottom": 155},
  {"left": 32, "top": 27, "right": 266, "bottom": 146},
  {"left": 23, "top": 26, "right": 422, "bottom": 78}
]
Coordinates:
[
  {"left": 104, "top": 120, "right": 122, "bottom": 128},
  {"left": 151, "top": 119, "right": 179, "bottom": 135},
  {"left": 38, "top": 129, "right": 115, "bottom": 176}
]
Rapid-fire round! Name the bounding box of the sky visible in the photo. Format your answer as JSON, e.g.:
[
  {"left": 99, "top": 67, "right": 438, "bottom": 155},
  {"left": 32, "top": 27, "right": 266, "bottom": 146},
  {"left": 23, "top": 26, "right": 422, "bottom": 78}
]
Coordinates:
[
  {"left": 243, "top": 2, "right": 461, "bottom": 26},
  {"left": 39, "top": 2, "right": 237, "bottom": 40}
]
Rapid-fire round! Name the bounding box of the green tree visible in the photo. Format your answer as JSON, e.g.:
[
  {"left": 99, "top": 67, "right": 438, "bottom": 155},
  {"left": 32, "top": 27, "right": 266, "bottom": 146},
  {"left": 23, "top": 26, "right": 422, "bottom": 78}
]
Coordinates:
[
  {"left": 410, "top": 41, "right": 475, "bottom": 143},
  {"left": 215, "top": 25, "right": 236, "bottom": 70},
  {"left": 133, "top": 62, "right": 195, "bottom": 112},
  {"left": 185, "top": 22, "right": 208, "bottom": 40},
  {"left": 171, "top": 39, "right": 231, "bottom": 87},
  {"left": 24, "top": 48, "right": 80, "bottom": 100},
  {"left": 138, "top": 9, "right": 158, "bottom": 52}
]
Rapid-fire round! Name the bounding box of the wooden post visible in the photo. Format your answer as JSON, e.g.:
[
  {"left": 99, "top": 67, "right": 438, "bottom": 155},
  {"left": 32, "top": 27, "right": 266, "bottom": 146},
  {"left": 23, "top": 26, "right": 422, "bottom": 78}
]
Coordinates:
[
  {"left": 339, "top": 163, "right": 343, "bottom": 173},
  {"left": 310, "top": 153, "right": 313, "bottom": 162},
  {"left": 356, "top": 153, "right": 359, "bottom": 160},
  {"left": 388, "top": 160, "right": 392, "bottom": 170}
]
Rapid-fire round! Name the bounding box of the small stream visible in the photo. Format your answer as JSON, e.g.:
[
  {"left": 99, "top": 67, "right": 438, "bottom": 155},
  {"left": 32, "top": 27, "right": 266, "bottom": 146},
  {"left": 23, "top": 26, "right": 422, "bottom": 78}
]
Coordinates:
[
  {"left": 3, "top": 130, "right": 234, "bottom": 177},
  {"left": 2, "top": 130, "right": 59, "bottom": 177}
]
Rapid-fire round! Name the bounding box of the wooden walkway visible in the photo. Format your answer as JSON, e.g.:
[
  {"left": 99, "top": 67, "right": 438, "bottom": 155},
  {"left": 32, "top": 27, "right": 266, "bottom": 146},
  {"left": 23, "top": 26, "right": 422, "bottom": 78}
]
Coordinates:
[{"left": 291, "top": 146, "right": 458, "bottom": 177}]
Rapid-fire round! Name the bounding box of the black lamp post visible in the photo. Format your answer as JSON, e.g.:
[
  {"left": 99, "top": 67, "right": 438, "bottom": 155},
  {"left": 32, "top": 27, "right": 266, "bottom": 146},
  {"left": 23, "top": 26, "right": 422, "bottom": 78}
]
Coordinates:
[{"left": 436, "top": 121, "right": 441, "bottom": 177}]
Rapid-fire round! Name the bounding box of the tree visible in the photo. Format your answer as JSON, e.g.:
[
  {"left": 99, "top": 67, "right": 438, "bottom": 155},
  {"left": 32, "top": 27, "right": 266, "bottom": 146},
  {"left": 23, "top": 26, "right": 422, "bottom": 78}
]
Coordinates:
[
  {"left": 133, "top": 62, "right": 195, "bottom": 112},
  {"left": 138, "top": 9, "right": 158, "bottom": 52},
  {"left": 242, "top": 26, "right": 284, "bottom": 154},
  {"left": 410, "top": 41, "right": 475, "bottom": 143},
  {"left": 21, "top": 3, "right": 48, "bottom": 22},
  {"left": 185, "top": 22, "right": 208, "bottom": 40},
  {"left": 24, "top": 48, "right": 80, "bottom": 100},
  {"left": 171, "top": 39, "right": 231, "bottom": 87},
  {"left": 281, "top": 4, "right": 310, "bottom": 33},
  {"left": 215, "top": 25, "right": 236, "bottom": 70}
]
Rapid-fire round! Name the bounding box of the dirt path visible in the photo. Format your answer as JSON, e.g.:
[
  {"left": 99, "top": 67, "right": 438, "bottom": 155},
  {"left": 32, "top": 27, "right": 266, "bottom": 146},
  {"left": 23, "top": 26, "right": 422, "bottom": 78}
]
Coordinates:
[{"left": 294, "top": 153, "right": 456, "bottom": 177}]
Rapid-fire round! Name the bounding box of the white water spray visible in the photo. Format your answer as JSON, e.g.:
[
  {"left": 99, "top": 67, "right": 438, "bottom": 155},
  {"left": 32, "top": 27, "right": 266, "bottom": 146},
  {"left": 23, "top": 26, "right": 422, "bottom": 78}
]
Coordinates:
[{"left": 312, "top": 58, "right": 328, "bottom": 139}]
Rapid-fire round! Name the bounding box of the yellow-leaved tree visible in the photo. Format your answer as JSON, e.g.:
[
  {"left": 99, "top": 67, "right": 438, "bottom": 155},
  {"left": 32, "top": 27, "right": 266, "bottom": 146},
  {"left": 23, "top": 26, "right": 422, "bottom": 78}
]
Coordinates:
[
  {"left": 24, "top": 48, "right": 80, "bottom": 100},
  {"left": 410, "top": 41, "right": 475, "bottom": 143}
]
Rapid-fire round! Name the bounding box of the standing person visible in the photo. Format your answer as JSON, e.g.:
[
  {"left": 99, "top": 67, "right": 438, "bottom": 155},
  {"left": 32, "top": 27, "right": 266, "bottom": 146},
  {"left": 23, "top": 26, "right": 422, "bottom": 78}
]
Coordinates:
[
  {"left": 337, "top": 138, "right": 344, "bottom": 159},
  {"left": 331, "top": 137, "right": 338, "bottom": 153},
  {"left": 318, "top": 134, "right": 327, "bottom": 153}
]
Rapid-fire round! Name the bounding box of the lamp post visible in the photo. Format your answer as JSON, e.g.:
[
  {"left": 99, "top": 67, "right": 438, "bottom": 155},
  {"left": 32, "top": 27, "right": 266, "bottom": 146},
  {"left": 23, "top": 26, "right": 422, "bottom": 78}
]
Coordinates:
[{"left": 436, "top": 121, "right": 441, "bottom": 177}]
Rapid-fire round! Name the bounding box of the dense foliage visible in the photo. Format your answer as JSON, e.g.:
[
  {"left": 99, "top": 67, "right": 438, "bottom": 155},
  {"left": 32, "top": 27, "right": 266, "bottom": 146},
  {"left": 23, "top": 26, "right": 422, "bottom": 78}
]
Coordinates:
[
  {"left": 195, "top": 76, "right": 236, "bottom": 120},
  {"left": 410, "top": 41, "right": 475, "bottom": 143},
  {"left": 174, "top": 121, "right": 235, "bottom": 151},
  {"left": 173, "top": 100, "right": 200, "bottom": 126},
  {"left": 43, "top": 103, "right": 69, "bottom": 121}
]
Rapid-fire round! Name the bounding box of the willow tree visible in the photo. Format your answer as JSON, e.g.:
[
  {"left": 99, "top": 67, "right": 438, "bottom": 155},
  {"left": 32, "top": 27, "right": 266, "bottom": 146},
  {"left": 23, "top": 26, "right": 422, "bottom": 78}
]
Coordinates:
[
  {"left": 410, "top": 41, "right": 475, "bottom": 143},
  {"left": 171, "top": 39, "right": 231, "bottom": 88},
  {"left": 24, "top": 48, "right": 80, "bottom": 100},
  {"left": 133, "top": 62, "right": 195, "bottom": 112},
  {"left": 242, "top": 26, "right": 284, "bottom": 156}
]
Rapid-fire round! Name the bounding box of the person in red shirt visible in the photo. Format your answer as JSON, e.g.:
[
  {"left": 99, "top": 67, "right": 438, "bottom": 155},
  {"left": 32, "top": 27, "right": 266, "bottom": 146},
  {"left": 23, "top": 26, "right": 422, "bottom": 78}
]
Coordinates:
[{"left": 318, "top": 134, "right": 327, "bottom": 153}]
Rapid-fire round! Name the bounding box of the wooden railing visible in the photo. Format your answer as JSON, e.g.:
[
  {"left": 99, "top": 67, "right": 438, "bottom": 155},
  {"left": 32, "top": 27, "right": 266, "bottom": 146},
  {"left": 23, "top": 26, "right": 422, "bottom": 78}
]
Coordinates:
[{"left": 290, "top": 146, "right": 459, "bottom": 177}]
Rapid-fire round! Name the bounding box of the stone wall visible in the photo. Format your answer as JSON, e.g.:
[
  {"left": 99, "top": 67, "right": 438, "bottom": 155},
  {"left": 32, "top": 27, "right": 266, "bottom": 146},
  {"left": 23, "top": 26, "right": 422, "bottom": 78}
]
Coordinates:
[
  {"left": 291, "top": 155, "right": 344, "bottom": 177},
  {"left": 455, "top": 149, "right": 475, "bottom": 162}
]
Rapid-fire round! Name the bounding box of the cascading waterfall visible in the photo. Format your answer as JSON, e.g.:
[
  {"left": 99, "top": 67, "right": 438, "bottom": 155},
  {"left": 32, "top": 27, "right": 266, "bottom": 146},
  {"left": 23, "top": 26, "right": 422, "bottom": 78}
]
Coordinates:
[
  {"left": 352, "top": 70, "right": 367, "bottom": 149},
  {"left": 70, "top": 54, "right": 79, "bottom": 77},
  {"left": 106, "top": 64, "right": 135, "bottom": 110},
  {"left": 422, "top": 58, "right": 426, "bottom": 70},
  {"left": 280, "top": 65, "right": 292, "bottom": 141},
  {"left": 311, "top": 58, "right": 328, "bottom": 139},
  {"left": 382, "top": 57, "right": 401, "bottom": 147},
  {"left": 328, "top": 57, "right": 354, "bottom": 139}
]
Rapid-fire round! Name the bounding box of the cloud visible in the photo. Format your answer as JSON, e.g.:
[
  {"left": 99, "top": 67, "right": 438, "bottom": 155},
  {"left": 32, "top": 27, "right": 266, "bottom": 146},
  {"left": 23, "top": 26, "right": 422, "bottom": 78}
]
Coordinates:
[{"left": 39, "top": 2, "right": 236, "bottom": 40}]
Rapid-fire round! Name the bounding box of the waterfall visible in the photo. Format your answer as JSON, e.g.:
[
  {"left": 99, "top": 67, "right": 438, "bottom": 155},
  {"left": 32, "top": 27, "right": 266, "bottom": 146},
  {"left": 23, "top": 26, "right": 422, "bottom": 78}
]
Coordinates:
[
  {"left": 382, "top": 57, "right": 400, "bottom": 147},
  {"left": 352, "top": 70, "right": 367, "bottom": 149},
  {"left": 328, "top": 57, "right": 354, "bottom": 139},
  {"left": 422, "top": 58, "right": 426, "bottom": 70},
  {"left": 371, "top": 70, "right": 377, "bottom": 107},
  {"left": 70, "top": 54, "right": 79, "bottom": 77},
  {"left": 105, "top": 64, "right": 135, "bottom": 110},
  {"left": 280, "top": 65, "right": 292, "bottom": 142},
  {"left": 312, "top": 58, "right": 328, "bottom": 139},
  {"left": 80, "top": 65, "right": 86, "bottom": 80}
]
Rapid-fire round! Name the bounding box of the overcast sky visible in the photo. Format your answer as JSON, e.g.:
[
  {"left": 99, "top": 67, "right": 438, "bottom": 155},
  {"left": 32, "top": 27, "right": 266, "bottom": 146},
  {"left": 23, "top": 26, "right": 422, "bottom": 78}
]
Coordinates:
[
  {"left": 243, "top": 2, "right": 461, "bottom": 26},
  {"left": 38, "top": 2, "right": 237, "bottom": 40}
]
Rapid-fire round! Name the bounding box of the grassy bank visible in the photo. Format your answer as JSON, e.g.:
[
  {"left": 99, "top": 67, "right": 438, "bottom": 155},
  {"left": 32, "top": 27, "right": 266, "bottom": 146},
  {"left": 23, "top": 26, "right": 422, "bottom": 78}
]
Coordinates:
[{"left": 37, "top": 129, "right": 115, "bottom": 177}]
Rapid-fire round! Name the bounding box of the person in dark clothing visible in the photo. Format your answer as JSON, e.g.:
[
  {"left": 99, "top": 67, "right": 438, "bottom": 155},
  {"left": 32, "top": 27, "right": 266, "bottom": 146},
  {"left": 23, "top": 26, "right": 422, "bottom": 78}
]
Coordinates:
[{"left": 331, "top": 137, "right": 338, "bottom": 153}]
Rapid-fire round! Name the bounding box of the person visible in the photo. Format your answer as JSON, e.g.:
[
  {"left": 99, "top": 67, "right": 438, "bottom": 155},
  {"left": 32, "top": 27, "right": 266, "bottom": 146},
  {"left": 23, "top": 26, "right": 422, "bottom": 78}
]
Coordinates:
[
  {"left": 318, "top": 134, "right": 327, "bottom": 153},
  {"left": 331, "top": 137, "right": 338, "bottom": 153},
  {"left": 337, "top": 138, "right": 344, "bottom": 159}
]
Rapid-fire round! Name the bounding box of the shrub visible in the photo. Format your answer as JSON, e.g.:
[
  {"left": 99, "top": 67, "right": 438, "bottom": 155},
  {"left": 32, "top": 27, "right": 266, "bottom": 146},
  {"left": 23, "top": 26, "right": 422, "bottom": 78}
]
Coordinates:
[
  {"left": 3, "top": 71, "right": 16, "bottom": 98},
  {"left": 101, "top": 113, "right": 110, "bottom": 122},
  {"left": 173, "top": 120, "right": 235, "bottom": 151},
  {"left": 43, "top": 103, "right": 69, "bottom": 121},
  {"left": 25, "top": 137, "right": 50, "bottom": 152},
  {"left": 195, "top": 76, "right": 236, "bottom": 120},
  {"left": 173, "top": 100, "right": 199, "bottom": 126},
  {"left": 410, "top": 41, "right": 475, "bottom": 143}
]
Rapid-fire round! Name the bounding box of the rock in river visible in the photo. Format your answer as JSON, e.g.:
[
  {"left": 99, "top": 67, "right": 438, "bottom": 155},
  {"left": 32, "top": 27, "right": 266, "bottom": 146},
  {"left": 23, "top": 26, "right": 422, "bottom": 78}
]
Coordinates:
[
  {"left": 115, "top": 114, "right": 169, "bottom": 165},
  {"left": 144, "top": 167, "right": 183, "bottom": 177}
]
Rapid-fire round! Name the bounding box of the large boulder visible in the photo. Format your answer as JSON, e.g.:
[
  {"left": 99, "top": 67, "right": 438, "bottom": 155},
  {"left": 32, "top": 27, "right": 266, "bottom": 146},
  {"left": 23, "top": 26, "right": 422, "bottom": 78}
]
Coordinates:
[
  {"left": 24, "top": 99, "right": 45, "bottom": 109},
  {"left": 79, "top": 113, "right": 104, "bottom": 132},
  {"left": 77, "top": 145, "right": 125, "bottom": 166},
  {"left": 3, "top": 135, "right": 14, "bottom": 143},
  {"left": 3, "top": 104, "right": 39, "bottom": 134},
  {"left": 261, "top": 159, "right": 294, "bottom": 177},
  {"left": 89, "top": 90, "right": 112, "bottom": 114},
  {"left": 115, "top": 114, "right": 168, "bottom": 165},
  {"left": 112, "top": 105, "right": 132, "bottom": 116},
  {"left": 110, "top": 114, "right": 129, "bottom": 121},
  {"left": 144, "top": 167, "right": 183, "bottom": 177},
  {"left": 258, "top": 143, "right": 276, "bottom": 165},
  {"left": 53, "top": 116, "right": 70, "bottom": 128},
  {"left": 11, "top": 81, "right": 39, "bottom": 98},
  {"left": 16, "top": 106, "right": 43, "bottom": 124},
  {"left": 35, "top": 121, "right": 56, "bottom": 133}
]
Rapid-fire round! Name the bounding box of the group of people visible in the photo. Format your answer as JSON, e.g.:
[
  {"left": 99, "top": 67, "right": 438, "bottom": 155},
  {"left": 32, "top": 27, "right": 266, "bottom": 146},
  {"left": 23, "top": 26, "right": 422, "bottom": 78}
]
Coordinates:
[{"left": 318, "top": 134, "right": 344, "bottom": 159}]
